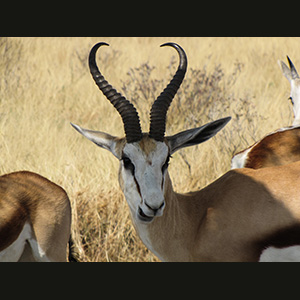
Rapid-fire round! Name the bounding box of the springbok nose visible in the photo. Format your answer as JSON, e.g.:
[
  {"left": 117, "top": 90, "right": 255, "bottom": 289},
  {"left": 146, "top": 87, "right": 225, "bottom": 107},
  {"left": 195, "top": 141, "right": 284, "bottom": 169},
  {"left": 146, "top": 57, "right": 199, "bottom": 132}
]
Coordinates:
[{"left": 145, "top": 201, "right": 165, "bottom": 213}]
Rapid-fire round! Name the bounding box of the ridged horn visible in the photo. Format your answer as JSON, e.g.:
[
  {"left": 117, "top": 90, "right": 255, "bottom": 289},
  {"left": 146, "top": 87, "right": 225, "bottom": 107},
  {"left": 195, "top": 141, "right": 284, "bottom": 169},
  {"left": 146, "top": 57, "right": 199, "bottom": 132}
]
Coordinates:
[
  {"left": 287, "top": 56, "right": 300, "bottom": 80},
  {"left": 89, "top": 42, "right": 143, "bottom": 143},
  {"left": 149, "top": 43, "right": 187, "bottom": 142}
]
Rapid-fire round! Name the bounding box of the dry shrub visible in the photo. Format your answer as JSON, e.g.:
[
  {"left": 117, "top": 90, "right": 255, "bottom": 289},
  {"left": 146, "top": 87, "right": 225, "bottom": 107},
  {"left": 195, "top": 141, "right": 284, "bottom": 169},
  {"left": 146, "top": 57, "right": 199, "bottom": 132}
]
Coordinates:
[{"left": 120, "top": 56, "right": 263, "bottom": 190}]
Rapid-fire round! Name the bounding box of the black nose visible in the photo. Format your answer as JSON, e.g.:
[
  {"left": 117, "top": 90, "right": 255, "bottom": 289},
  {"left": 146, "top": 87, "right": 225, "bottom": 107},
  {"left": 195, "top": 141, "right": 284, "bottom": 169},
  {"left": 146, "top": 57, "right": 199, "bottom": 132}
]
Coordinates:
[{"left": 144, "top": 201, "right": 165, "bottom": 213}]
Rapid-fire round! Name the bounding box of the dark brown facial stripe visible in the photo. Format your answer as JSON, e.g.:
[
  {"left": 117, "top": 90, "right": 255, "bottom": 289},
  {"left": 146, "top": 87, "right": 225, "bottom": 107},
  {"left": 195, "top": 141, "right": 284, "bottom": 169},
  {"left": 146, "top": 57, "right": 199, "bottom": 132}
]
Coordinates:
[{"left": 133, "top": 175, "right": 142, "bottom": 201}]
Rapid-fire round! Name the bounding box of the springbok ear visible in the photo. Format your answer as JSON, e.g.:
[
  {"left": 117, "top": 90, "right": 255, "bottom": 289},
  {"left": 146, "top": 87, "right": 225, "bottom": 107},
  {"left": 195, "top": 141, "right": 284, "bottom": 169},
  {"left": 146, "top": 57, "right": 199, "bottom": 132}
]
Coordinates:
[
  {"left": 279, "top": 60, "right": 293, "bottom": 83},
  {"left": 71, "top": 123, "right": 122, "bottom": 159},
  {"left": 166, "top": 117, "right": 231, "bottom": 154}
]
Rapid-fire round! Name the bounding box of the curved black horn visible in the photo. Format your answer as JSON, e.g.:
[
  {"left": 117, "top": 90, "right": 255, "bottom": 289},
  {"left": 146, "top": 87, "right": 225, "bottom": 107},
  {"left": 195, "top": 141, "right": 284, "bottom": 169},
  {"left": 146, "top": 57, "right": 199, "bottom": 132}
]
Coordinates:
[
  {"left": 149, "top": 43, "right": 187, "bottom": 142},
  {"left": 89, "top": 42, "right": 143, "bottom": 143}
]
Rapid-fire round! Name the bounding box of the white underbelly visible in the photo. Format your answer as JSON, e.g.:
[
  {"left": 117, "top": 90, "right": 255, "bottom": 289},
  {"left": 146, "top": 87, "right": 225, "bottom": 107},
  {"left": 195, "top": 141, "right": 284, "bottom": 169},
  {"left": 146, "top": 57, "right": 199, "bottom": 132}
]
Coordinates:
[
  {"left": 0, "top": 222, "right": 32, "bottom": 262},
  {"left": 0, "top": 222, "right": 50, "bottom": 262},
  {"left": 260, "top": 246, "right": 300, "bottom": 262}
]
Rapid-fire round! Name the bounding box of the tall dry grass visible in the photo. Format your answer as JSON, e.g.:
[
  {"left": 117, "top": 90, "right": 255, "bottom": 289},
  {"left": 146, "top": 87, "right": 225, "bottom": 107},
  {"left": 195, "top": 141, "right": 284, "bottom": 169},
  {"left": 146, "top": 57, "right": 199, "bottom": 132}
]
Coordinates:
[{"left": 1, "top": 37, "right": 300, "bottom": 261}]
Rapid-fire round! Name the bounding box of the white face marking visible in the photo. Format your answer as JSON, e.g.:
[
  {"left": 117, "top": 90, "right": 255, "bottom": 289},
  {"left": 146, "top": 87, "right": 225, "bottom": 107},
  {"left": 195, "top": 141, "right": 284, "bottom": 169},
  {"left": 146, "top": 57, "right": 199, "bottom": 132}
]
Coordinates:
[{"left": 120, "top": 140, "right": 169, "bottom": 224}]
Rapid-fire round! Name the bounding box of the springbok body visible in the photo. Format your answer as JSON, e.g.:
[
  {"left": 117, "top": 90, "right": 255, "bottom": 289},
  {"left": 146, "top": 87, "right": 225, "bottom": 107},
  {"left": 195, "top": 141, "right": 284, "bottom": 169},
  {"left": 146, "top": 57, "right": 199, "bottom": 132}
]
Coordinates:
[
  {"left": 231, "top": 56, "right": 300, "bottom": 170},
  {"left": 231, "top": 125, "right": 300, "bottom": 169},
  {"left": 0, "top": 171, "right": 72, "bottom": 262},
  {"left": 72, "top": 42, "right": 300, "bottom": 261}
]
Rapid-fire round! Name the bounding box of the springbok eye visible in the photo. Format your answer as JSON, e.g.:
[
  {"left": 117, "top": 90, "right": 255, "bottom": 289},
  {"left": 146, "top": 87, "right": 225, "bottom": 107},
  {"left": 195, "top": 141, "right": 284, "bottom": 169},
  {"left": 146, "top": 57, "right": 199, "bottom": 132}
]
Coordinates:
[
  {"left": 162, "top": 155, "right": 171, "bottom": 173},
  {"left": 122, "top": 156, "right": 135, "bottom": 175}
]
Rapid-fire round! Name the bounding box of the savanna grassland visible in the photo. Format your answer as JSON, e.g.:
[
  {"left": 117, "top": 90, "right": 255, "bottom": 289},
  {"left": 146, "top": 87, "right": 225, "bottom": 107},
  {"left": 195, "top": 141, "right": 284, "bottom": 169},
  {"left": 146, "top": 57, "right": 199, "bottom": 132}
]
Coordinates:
[{"left": 1, "top": 37, "right": 300, "bottom": 261}]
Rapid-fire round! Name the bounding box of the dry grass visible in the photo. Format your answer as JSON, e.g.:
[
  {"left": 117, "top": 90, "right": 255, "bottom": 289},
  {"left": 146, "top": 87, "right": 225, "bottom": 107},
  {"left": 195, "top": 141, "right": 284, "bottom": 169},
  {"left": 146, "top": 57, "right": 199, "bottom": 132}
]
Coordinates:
[{"left": 1, "top": 37, "right": 300, "bottom": 261}]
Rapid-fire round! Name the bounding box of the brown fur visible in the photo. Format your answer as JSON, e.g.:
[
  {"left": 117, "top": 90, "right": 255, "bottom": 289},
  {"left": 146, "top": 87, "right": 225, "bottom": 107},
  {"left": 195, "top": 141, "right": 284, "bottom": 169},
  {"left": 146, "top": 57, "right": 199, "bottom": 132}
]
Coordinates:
[
  {"left": 145, "top": 162, "right": 300, "bottom": 261},
  {"left": 138, "top": 135, "right": 157, "bottom": 156},
  {"left": 242, "top": 127, "right": 300, "bottom": 169},
  {"left": 74, "top": 123, "right": 300, "bottom": 261},
  {"left": 0, "top": 171, "right": 71, "bottom": 261}
]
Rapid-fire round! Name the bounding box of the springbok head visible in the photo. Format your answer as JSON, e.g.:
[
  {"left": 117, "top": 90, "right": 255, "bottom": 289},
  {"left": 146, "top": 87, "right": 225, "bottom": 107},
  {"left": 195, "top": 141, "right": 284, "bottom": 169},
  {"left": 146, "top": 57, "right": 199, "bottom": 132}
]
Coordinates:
[
  {"left": 71, "top": 42, "right": 231, "bottom": 223},
  {"left": 279, "top": 56, "right": 300, "bottom": 125}
]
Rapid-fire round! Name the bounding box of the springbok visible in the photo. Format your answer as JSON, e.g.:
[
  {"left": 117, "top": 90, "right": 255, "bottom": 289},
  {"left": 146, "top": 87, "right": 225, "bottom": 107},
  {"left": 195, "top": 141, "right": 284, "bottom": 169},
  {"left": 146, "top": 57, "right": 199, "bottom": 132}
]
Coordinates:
[
  {"left": 72, "top": 42, "right": 300, "bottom": 261},
  {"left": 0, "top": 171, "right": 73, "bottom": 262},
  {"left": 231, "top": 56, "right": 300, "bottom": 170}
]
